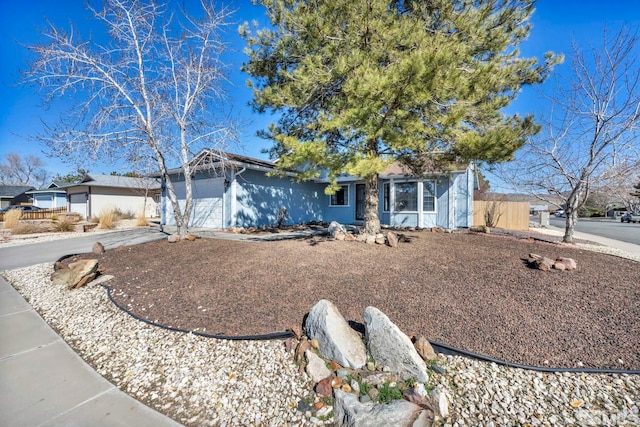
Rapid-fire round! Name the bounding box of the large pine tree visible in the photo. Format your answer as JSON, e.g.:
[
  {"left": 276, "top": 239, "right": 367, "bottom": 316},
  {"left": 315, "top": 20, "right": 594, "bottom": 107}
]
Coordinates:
[{"left": 242, "top": 0, "right": 560, "bottom": 233}]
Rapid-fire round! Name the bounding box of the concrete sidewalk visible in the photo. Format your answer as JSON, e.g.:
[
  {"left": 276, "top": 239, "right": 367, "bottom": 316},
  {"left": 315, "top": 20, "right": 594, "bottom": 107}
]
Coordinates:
[
  {"left": 545, "top": 225, "right": 640, "bottom": 257},
  {"left": 0, "top": 276, "right": 182, "bottom": 427}
]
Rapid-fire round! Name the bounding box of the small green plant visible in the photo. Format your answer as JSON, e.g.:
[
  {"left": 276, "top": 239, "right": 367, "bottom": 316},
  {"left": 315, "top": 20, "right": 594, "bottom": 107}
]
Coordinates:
[
  {"left": 405, "top": 377, "right": 417, "bottom": 388},
  {"left": 376, "top": 381, "right": 404, "bottom": 403},
  {"left": 358, "top": 379, "right": 372, "bottom": 396},
  {"left": 51, "top": 214, "right": 59, "bottom": 221},
  {"left": 320, "top": 394, "right": 333, "bottom": 406}
]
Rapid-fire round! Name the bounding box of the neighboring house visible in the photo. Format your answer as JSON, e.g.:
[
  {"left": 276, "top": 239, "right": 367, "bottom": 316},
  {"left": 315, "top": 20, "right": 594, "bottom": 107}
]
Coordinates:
[
  {"left": 0, "top": 185, "right": 34, "bottom": 209},
  {"left": 63, "top": 174, "right": 160, "bottom": 219},
  {"left": 26, "top": 181, "right": 68, "bottom": 209},
  {"left": 160, "top": 150, "right": 475, "bottom": 230}
]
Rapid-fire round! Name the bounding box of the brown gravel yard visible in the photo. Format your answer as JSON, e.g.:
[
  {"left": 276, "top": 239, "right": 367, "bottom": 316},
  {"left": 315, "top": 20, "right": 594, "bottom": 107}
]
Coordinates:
[{"left": 74, "top": 231, "right": 640, "bottom": 370}]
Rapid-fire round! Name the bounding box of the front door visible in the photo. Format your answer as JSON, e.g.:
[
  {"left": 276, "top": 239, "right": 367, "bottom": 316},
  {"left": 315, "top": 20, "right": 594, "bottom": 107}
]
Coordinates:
[{"left": 355, "top": 184, "right": 365, "bottom": 221}]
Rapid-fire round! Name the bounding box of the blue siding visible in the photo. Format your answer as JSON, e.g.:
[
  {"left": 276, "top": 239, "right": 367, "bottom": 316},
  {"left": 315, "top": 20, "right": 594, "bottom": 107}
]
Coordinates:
[{"left": 234, "top": 169, "right": 324, "bottom": 227}]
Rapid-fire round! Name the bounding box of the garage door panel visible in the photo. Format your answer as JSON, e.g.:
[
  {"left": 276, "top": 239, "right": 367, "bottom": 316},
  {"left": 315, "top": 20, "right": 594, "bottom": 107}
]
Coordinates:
[{"left": 166, "top": 177, "right": 224, "bottom": 229}]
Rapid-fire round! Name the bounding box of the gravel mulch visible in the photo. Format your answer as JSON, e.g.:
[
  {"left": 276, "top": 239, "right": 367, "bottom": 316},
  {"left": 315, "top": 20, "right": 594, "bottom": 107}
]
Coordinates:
[{"left": 67, "top": 230, "right": 640, "bottom": 370}]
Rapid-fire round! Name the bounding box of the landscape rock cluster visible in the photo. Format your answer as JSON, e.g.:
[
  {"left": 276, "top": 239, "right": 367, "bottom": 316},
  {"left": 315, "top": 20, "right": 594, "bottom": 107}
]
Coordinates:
[
  {"left": 292, "top": 299, "right": 450, "bottom": 426},
  {"left": 51, "top": 258, "right": 100, "bottom": 289},
  {"left": 528, "top": 253, "right": 577, "bottom": 271},
  {"left": 328, "top": 221, "right": 402, "bottom": 247}
]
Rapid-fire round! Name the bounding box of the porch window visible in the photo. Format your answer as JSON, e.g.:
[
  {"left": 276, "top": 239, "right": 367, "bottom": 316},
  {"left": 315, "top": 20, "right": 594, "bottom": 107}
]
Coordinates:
[
  {"left": 394, "top": 182, "right": 417, "bottom": 211},
  {"left": 423, "top": 180, "right": 436, "bottom": 212},
  {"left": 383, "top": 182, "right": 390, "bottom": 212},
  {"left": 330, "top": 185, "right": 349, "bottom": 206}
]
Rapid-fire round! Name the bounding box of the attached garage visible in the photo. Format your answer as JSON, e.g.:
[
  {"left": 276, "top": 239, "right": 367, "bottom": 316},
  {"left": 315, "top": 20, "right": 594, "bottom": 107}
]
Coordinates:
[
  {"left": 69, "top": 192, "right": 88, "bottom": 217},
  {"left": 165, "top": 175, "right": 224, "bottom": 229}
]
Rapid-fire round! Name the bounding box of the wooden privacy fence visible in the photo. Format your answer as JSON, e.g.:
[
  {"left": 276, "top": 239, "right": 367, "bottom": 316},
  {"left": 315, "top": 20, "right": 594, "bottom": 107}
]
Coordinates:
[
  {"left": 473, "top": 200, "right": 530, "bottom": 231},
  {"left": 0, "top": 206, "right": 67, "bottom": 222}
]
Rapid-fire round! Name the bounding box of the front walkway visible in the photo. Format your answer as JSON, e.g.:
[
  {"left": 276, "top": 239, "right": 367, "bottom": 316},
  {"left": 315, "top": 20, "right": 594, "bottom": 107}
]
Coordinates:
[{"left": 0, "top": 276, "right": 182, "bottom": 427}]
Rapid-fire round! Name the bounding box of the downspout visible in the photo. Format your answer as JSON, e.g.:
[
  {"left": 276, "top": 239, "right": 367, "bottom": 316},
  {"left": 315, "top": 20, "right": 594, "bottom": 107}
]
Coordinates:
[{"left": 230, "top": 166, "right": 246, "bottom": 228}]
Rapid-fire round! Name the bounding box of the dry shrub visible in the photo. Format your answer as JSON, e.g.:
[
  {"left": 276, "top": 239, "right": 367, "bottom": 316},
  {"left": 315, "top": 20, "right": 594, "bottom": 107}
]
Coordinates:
[
  {"left": 98, "top": 207, "right": 117, "bottom": 229},
  {"left": 136, "top": 210, "right": 149, "bottom": 227},
  {"left": 10, "top": 223, "right": 44, "bottom": 235},
  {"left": 52, "top": 219, "right": 76, "bottom": 232},
  {"left": 114, "top": 208, "right": 135, "bottom": 220},
  {"left": 2, "top": 208, "right": 23, "bottom": 229}
]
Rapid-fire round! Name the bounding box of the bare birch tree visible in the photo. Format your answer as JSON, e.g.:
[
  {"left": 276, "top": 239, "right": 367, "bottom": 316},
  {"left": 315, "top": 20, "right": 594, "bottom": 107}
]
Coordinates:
[
  {"left": 0, "top": 152, "right": 50, "bottom": 188},
  {"left": 500, "top": 27, "right": 640, "bottom": 243},
  {"left": 23, "top": 0, "right": 237, "bottom": 238}
]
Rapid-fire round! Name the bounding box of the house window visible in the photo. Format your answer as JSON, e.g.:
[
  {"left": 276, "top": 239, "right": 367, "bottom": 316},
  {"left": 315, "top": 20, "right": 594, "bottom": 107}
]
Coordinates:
[
  {"left": 330, "top": 185, "right": 349, "bottom": 206},
  {"left": 383, "top": 182, "right": 390, "bottom": 212},
  {"left": 394, "top": 182, "right": 417, "bottom": 211},
  {"left": 423, "top": 180, "right": 436, "bottom": 212}
]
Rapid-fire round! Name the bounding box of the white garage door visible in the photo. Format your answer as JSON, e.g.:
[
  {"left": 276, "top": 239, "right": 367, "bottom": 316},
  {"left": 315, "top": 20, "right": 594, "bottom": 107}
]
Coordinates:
[
  {"left": 69, "top": 193, "right": 87, "bottom": 218},
  {"left": 169, "top": 177, "right": 224, "bottom": 229}
]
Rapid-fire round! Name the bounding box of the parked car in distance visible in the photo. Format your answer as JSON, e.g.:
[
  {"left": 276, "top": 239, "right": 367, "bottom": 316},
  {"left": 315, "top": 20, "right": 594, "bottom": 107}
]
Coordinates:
[
  {"left": 621, "top": 213, "right": 640, "bottom": 223},
  {"left": 554, "top": 210, "right": 565, "bottom": 218},
  {"left": 0, "top": 205, "right": 42, "bottom": 213}
]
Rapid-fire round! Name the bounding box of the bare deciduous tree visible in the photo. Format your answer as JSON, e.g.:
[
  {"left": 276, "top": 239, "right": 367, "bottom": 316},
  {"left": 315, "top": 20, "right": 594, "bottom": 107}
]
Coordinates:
[
  {"left": 500, "top": 27, "right": 640, "bottom": 243},
  {"left": 23, "top": 0, "right": 237, "bottom": 238},
  {"left": 0, "top": 152, "right": 50, "bottom": 188}
]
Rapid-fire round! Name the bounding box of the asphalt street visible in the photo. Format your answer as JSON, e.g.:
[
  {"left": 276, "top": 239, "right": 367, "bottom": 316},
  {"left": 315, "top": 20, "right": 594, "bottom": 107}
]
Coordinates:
[
  {"left": 0, "top": 228, "right": 167, "bottom": 271},
  {"left": 548, "top": 217, "right": 640, "bottom": 246}
]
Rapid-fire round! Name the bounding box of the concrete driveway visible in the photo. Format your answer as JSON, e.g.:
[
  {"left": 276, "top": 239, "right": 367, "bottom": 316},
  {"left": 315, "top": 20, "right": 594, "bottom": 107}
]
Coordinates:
[{"left": 0, "top": 227, "right": 167, "bottom": 271}]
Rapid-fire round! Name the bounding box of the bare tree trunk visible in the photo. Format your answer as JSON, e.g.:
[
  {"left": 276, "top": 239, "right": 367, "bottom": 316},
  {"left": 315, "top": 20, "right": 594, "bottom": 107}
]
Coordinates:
[
  {"left": 364, "top": 174, "right": 381, "bottom": 234},
  {"left": 563, "top": 209, "right": 578, "bottom": 243}
]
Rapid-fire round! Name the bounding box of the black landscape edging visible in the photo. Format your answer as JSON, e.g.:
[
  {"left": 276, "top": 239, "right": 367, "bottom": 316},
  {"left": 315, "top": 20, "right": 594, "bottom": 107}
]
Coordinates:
[{"left": 55, "top": 254, "right": 640, "bottom": 375}]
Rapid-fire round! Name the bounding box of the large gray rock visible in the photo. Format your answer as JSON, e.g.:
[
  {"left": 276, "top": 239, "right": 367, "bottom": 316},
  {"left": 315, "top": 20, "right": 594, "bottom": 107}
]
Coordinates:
[
  {"left": 333, "top": 389, "right": 434, "bottom": 427},
  {"left": 305, "top": 300, "right": 367, "bottom": 369},
  {"left": 364, "top": 306, "right": 428, "bottom": 382},
  {"left": 328, "top": 221, "right": 347, "bottom": 237}
]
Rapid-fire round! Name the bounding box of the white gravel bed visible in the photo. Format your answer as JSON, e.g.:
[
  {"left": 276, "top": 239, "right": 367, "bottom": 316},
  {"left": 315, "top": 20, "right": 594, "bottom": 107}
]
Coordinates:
[
  {"left": 3, "top": 264, "right": 314, "bottom": 426},
  {"left": 4, "top": 264, "right": 639, "bottom": 426},
  {"left": 0, "top": 231, "right": 88, "bottom": 247}
]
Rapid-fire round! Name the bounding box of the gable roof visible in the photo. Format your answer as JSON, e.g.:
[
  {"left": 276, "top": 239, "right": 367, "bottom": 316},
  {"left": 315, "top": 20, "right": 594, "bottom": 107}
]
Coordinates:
[
  {"left": 163, "top": 150, "right": 277, "bottom": 176},
  {"left": 0, "top": 185, "right": 35, "bottom": 198},
  {"left": 64, "top": 174, "right": 160, "bottom": 190}
]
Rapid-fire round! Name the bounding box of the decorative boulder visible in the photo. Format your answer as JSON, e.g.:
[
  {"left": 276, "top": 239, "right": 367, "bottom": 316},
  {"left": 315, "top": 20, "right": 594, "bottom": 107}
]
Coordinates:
[
  {"left": 305, "top": 300, "right": 367, "bottom": 369},
  {"left": 51, "top": 259, "right": 99, "bottom": 289},
  {"left": 556, "top": 257, "right": 577, "bottom": 271},
  {"left": 364, "top": 306, "right": 429, "bottom": 382},
  {"left": 386, "top": 232, "right": 398, "bottom": 248},
  {"left": 528, "top": 253, "right": 554, "bottom": 271},
  {"left": 333, "top": 389, "right": 434, "bottom": 427},
  {"left": 168, "top": 234, "right": 180, "bottom": 243},
  {"left": 92, "top": 242, "right": 105, "bottom": 254},
  {"left": 328, "top": 221, "right": 347, "bottom": 237},
  {"left": 414, "top": 336, "right": 437, "bottom": 361}
]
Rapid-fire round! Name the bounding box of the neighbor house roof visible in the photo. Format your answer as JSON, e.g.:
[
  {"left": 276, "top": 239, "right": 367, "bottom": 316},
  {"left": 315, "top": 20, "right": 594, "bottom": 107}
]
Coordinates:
[
  {"left": 66, "top": 174, "right": 161, "bottom": 190},
  {"left": 0, "top": 185, "right": 35, "bottom": 198}
]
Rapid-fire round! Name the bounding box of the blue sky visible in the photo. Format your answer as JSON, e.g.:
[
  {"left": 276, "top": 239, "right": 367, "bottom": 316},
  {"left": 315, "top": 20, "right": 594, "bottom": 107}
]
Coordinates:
[{"left": 1, "top": 0, "right": 639, "bottom": 179}]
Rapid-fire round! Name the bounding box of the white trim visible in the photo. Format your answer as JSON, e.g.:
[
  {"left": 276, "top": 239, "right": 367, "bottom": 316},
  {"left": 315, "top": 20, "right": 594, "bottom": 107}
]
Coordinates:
[
  {"left": 422, "top": 179, "right": 437, "bottom": 214},
  {"left": 230, "top": 176, "right": 237, "bottom": 227},
  {"left": 328, "top": 184, "right": 350, "bottom": 207}
]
